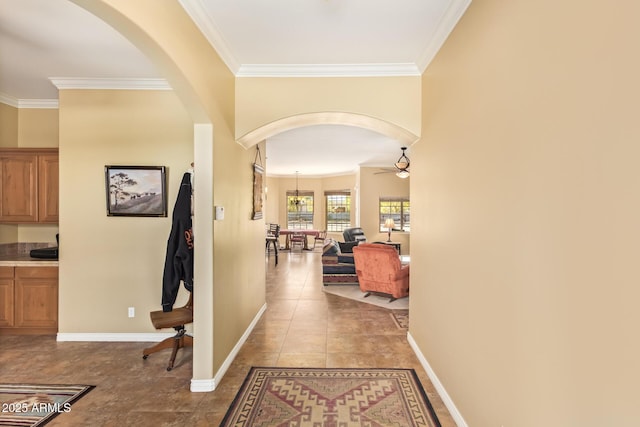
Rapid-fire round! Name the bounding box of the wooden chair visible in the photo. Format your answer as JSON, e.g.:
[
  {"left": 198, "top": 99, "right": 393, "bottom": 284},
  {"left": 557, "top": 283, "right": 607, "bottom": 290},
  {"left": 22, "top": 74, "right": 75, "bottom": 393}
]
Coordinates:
[
  {"left": 313, "top": 230, "right": 327, "bottom": 249},
  {"left": 265, "top": 223, "right": 280, "bottom": 265},
  {"left": 142, "top": 292, "right": 193, "bottom": 371},
  {"left": 290, "top": 232, "right": 305, "bottom": 251}
]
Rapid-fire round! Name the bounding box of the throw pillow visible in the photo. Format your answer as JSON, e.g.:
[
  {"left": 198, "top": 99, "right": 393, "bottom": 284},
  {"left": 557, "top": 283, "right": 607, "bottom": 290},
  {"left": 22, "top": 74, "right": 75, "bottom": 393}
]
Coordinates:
[{"left": 322, "top": 239, "right": 341, "bottom": 256}]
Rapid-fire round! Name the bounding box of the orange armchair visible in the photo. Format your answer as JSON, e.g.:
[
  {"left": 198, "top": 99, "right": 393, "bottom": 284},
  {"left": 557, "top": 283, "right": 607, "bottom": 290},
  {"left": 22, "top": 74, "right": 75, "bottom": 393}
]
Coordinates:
[{"left": 352, "top": 243, "right": 409, "bottom": 302}]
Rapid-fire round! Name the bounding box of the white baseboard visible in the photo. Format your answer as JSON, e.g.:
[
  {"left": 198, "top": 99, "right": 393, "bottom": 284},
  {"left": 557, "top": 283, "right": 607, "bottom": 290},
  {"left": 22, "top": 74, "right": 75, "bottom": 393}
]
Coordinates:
[
  {"left": 190, "top": 302, "right": 268, "bottom": 393},
  {"left": 407, "top": 332, "right": 468, "bottom": 427},
  {"left": 190, "top": 378, "right": 216, "bottom": 392},
  {"left": 56, "top": 304, "right": 268, "bottom": 394},
  {"left": 56, "top": 332, "right": 174, "bottom": 342}
]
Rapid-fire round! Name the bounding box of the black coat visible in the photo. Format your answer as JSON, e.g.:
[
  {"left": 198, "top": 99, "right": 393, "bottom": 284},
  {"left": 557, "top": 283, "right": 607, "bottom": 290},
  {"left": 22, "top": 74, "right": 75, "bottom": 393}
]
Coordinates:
[{"left": 161, "top": 172, "right": 193, "bottom": 312}]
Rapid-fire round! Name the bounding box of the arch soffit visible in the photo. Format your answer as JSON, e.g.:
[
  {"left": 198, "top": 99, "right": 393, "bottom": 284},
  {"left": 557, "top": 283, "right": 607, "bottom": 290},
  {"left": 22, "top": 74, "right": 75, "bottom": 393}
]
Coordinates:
[
  {"left": 236, "top": 112, "right": 420, "bottom": 149},
  {"left": 70, "top": 0, "right": 211, "bottom": 124}
]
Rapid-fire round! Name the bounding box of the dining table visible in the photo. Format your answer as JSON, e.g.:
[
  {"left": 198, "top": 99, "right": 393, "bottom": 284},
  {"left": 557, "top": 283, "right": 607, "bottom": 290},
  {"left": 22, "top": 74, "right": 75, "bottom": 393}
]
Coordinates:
[{"left": 279, "top": 229, "right": 320, "bottom": 250}]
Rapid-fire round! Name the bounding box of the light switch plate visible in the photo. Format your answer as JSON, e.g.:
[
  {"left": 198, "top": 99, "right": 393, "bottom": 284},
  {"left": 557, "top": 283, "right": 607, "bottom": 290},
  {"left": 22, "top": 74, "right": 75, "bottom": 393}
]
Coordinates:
[{"left": 215, "top": 205, "right": 225, "bottom": 220}]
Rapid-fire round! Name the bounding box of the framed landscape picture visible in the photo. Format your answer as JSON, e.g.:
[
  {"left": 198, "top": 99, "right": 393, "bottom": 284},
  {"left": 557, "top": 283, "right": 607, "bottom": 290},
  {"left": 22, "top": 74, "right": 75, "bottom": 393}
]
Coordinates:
[{"left": 105, "top": 165, "right": 167, "bottom": 217}]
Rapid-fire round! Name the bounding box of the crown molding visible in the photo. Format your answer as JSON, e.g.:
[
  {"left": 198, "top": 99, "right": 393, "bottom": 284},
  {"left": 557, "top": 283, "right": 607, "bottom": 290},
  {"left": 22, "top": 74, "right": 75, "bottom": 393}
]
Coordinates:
[
  {"left": 416, "top": 0, "right": 472, "bottom": 72},
  {"left": 49, "top": 77, "right": 171, "bottom": 91},
  {"left": 1, "top": 78, "right": 172, "bottom": 109},
  {"left": 178, "top": 0, "right": 240, "bottom": 74},
  {"left": 237, "top": 63, "right": 420, "bottom": 78},
  {"left": 18, "top": 99, "right": 59, "bottom": 109},
  {"left": 0, "top": 93, "right": 18, "bottom": 108},
  {"left": 0, "top": 93, "right": 58, "bottom": 109}
]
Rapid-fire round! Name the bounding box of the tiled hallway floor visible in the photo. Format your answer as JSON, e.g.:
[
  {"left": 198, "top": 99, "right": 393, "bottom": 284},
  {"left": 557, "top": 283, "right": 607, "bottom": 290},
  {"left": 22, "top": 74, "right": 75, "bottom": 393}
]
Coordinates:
[{"left": 0, "top": 250, "right": 455, "bottom": 426}]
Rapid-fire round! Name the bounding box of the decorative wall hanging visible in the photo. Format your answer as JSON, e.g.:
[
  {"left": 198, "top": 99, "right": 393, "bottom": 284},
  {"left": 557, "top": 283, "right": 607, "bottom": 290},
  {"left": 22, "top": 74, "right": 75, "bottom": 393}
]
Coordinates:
[
  {"left": 105, "top": 165, "right": 167, "bottom": 217},
  {"left": 252, "top": 147, "right": 264, "bottom": 220}
]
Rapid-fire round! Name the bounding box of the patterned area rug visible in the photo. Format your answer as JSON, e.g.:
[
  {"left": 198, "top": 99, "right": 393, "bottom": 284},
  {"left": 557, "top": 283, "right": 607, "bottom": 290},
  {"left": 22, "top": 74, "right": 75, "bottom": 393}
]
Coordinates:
[
  {"left": 221, "top": 367, "right": 441, "bottom": 427},
  {"left": 391, "top": 310, "right": 409, "bottom": 329},
  {"left": 0, "top": 384, "right": 94, "bottom": 427}
]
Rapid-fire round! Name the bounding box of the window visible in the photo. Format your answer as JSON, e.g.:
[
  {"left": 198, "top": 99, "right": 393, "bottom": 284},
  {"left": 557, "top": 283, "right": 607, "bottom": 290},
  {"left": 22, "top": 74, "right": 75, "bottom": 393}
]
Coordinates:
[
  {"left": 379, "top": 198, "right": 410, "bottom": 232},
  {"left": 287, "top": 191, "right": 314, "bottom": 229},
  {"left": 325, "top": 191, "right": 351, "bottom": 232}
]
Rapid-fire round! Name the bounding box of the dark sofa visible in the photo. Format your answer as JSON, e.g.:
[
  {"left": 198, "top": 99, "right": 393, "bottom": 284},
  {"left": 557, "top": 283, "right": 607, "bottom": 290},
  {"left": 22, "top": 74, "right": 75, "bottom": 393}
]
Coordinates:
[
  {"left": 321, "top": 240, "right": 358, "bottom": 286},
  {"left": 340, "top": 227, "right": 367, "bottom": 253}
]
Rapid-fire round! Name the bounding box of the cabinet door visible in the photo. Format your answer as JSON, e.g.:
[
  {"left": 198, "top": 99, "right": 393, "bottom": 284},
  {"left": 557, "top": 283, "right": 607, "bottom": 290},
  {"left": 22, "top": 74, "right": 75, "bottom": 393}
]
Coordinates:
[
  {"left": 0, "top": 267, "right": 14, "bottom": 326},
  {"left": 38, "top": 153, "right": 59, "bottom": 223},
  {"left": 0, "top": 154, "right": 38, "bottom": 223},
  {"left": 14, "top": 267, "right": 58, "bottom": 328},
  {"left": 0, "top": 278, "right": 14, "bottom": 327}
]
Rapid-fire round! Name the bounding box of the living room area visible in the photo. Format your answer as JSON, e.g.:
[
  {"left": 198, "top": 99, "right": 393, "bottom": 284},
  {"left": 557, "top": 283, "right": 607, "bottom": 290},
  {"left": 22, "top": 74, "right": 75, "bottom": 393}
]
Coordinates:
[
  {"left": 264, "top": 165, "right": 410, "bottom": 253},
  {"left": 263, "top": 153, "right": 411, "bottom": 306}
]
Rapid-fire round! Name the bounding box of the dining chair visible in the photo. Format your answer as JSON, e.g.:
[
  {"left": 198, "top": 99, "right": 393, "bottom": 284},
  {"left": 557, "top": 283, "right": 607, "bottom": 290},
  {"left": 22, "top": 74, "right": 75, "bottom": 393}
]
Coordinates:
[
  {"left": 313, "top": 230, "right": 328, "bottom": 249},
  {"left": 265, "top": 223, "right": 280, "bottom": 265},
  {"left": 290, "top": 232, "right": 305, "bottom": 251}
]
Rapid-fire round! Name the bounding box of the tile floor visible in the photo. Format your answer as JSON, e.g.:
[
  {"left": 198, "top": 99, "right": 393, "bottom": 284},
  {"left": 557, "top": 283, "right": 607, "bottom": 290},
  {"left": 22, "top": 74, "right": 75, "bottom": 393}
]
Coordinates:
[{"left": 0, "top": 250, "right": 455, "bottom": 426}]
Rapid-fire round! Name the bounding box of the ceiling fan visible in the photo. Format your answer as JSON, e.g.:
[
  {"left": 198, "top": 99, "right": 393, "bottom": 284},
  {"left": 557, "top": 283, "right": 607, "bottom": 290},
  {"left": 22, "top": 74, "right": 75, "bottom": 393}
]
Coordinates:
[{"left": 374, "top": 147, "right": 410, "bottom": 178}]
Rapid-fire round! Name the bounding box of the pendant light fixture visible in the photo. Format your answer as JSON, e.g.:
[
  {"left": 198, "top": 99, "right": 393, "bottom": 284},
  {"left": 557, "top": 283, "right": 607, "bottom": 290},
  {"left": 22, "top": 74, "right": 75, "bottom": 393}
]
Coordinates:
[
  {"left": 395, "top": 147, "right": 410, "bottom": 179},
  {"left": 290, "top": 171, "right": 303, "bottom": 210}
]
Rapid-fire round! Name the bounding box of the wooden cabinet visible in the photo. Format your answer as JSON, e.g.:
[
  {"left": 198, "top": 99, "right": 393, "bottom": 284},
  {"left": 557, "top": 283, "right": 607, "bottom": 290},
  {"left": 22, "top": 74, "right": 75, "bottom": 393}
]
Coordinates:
[
  {"left": 0, "top": 266, "right": 58, "bottom": 334},
  {"left": 0, "top": 148, "right": 59, "bottom": 223},
  {"left": 0, "top": 267, "right": 14, "bottom": 327},
  {"left": 38, "top": 153, "right": 59, "bottom": 223}
]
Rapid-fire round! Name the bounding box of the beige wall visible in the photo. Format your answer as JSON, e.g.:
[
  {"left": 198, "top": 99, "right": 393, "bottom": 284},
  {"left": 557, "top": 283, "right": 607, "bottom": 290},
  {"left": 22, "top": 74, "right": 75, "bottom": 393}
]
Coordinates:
[
  {"left": 359, "top": 167, "right": 410, "bottom": 254},
  {"left": 0, "top": 103, "right": 18, "bottom": 147},
  {"left": 0, "top": 103, "right": 58, "bottom": 149},
  {"left": 410, "top": 0, "right": 640, "bottom": 425},
  {"left": 235, "top": 76, "right": 421, "bottom": 140},
  {"left": 58, "top": 89, "right": 193, "bottom": 333},
  {"left": 73, "top": 0, "right": 266, "bottom": 382},
  {"left": 264, "top": 176, "right": 281, "bottom": 225},
  {"left": 211, "top": 137, "right": 267, "bottom": 370},
  {"left": 0, "top": 226, "right": 17, "bottom": 244},
  {"left": 17, "top": 226, "right": 58, "bottom": 245},
  {"left": 18, "top": 108, "right": 59, "bottom": 148}
]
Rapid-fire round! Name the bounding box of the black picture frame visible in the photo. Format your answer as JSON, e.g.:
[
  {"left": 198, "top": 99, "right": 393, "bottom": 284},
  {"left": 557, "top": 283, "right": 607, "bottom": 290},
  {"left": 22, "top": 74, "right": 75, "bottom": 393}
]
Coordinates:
[{"left": 105, "top": 165, "right": 167, "bottom": 217}]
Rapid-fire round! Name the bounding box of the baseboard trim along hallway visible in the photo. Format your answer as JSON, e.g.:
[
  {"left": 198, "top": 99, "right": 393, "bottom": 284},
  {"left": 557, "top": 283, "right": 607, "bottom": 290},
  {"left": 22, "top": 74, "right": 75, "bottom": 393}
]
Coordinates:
[{"left": 408, "top": 331, "right": 468, "bottom": 427}]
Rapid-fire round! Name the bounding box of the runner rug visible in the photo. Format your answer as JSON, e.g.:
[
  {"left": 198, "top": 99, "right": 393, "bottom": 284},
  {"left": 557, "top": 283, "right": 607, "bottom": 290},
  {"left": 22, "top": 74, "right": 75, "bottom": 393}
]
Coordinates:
[
  {"left": 0, "top": 383, "right": 94, "bottom": 427},
  {"left": 221, "top": 367, "right": 441, "bottom": 427}
]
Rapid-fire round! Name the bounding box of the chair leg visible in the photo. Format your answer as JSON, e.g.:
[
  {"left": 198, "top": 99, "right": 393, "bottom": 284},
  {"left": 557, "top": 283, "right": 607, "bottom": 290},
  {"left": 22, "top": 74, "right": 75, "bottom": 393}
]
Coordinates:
[
  {"left": 266, "top": 240, "right": 278, "bottom": 265},
  {"left": 167, "top": 330, "right": 193, "bottom": 371},
  {"left": 142, "top": 337, "right": 176, "bottom": 357},
  {"left": 143, "top": 327, "right": 193, "bottom": 371}
]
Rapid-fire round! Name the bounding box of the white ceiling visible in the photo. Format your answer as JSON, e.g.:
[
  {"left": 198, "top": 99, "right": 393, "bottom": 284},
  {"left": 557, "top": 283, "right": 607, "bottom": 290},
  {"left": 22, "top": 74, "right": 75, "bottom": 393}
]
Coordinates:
[
  {"left": 0, "top": 0, "right": 469, "bottom": 176},
  {"left": 265, "top": 125, "right": 407, "bottom": 177}
]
